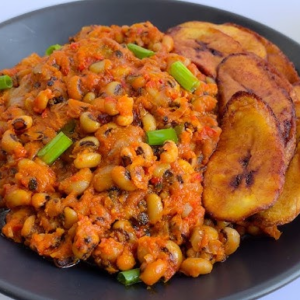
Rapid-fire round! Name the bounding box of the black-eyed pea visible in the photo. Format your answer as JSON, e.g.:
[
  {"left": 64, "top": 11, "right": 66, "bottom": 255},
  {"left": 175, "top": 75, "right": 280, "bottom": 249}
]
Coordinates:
[
  {"left": 73, "top": 136, "right": 100, "bottom": 154},
  {"left": 180, "top": 258, "right": 213, "bottom": 277},
  {"left": 152, "top": 163, "right": 171, "bottom": 178},
  {"left": 59, "top": 168, "right": 93, "bottom": 195},
  {"left": 67, "top": 76, "right": 82, "bottom": 100},
  {"left": 136, "top": 142, "right": 154, "bottom": 164},
  {"left": 93, "top": 165, "right": 114, "bottom": 192},
  {"left": 120, "top": 146, "right": 136, "bottom": 166},
  {"left": 177, "top": 159, "right": 194, "bottom": 174},
  {"left": 83, "top": 92, "right": 96, "bottom": 103},
  {"left": 104, "top": 81, "right": 123, "bottom": 96},
  {"left": 12, "top": 115, "right": 33, "bottom": 132},
  {"left": 64, "top": 207, "right": 78, "bottom": 229},
  {"left": 140, "top": 259, "right": 168, "bottom": 286},
  {"left": 5, "top": 189, "right": 32, "bottom": 208},
  {"left": 74, "top": 152, "right": 101, "bottom": 169},
  {"left": 142, "top": 113, "right": 156, "bottom": 132},
  {"left": 111, "top": 166, "right": 137, "bottom": 191},
  {"left": 1, "top": 129, "right": 24, "bottom": 154},
  {"left": 146, "top": 193, "right": 163, "bottom": 224},
  {"left": 31, "top": 193, "right": 49, "bottom": 209},
  {"left": 190, "top": 225, "right": 218, "bottom": 252},
  {"left": 116, "top": 248, "right": 136, "bottom": 271},
  {"left": 21, "top": 215, "right": 36, "bottom": 237},
  {"left": 33, "top": 89, "right": 53, "bottom": 113},
  {"left": 80, "top": 112, "right": 100, "bottom": 133},
  {"left": 165, "top": 240, "right": 183, "bottom": 269},
  {"left": 222, "top": 227, "right": 240, "bottom": 255},
  {"left": 89, "top": 59, "right": 112, "bottom": 74},
  {"left": 160, "top": 141, "right": 178, "bottom": 163}
]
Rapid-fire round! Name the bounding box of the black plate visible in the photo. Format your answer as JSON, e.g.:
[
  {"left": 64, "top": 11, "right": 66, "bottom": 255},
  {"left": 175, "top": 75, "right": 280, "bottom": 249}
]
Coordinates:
[{"left": 1, "top": 1, "right": 300, "bottom": 299}]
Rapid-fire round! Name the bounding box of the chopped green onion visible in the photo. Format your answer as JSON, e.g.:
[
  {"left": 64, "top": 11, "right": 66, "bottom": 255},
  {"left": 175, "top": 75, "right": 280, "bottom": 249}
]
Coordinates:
[
  {"left": 117, "top": 268, "right": 141, "bottom": 286},
  {"left": 127, "top": 43, "right": 154, "bottom": 59},
  {"left": 45, "top": 44, "right": 62, "bottom": 56},
  {"left": 169, "top": 61, "right": 200, "bottom": 92},
  {"left": 146, "top": 128, "right": 178, "bottom": 146},
  {"left": 37, "top": 131, "right": 73, "bottom": 164},
  {"left": 0, "top": 75, "right": 13, "bottom": 90}
]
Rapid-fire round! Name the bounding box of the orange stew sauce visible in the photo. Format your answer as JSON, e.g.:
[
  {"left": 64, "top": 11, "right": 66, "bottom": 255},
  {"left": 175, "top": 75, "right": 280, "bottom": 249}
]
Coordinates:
[{"left": 0, "top": 22, "right": 239, "bottom": 286}]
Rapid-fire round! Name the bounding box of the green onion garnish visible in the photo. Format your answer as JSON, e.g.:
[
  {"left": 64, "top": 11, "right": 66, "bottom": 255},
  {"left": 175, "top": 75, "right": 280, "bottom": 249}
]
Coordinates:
[
  {"left": 169, "top": 61, "right": 200, "bottom": 92},
  {"left": 146, "top": 128, "right": 178, "bottom": 146},
  {"left": 117, "top": 268, "right": 141, "bottom": 286},
  {"left": 45, "top": 44, "right": 62, "bottom": 56},
  {"left": 0, "top": 75, "right": 13, "bottom": 90},
  {"left": 37, "top": 131, "right": 73, "bottom": 164},
  {"left": 127, "top": 43, "right": 154, "bottom": 59}
]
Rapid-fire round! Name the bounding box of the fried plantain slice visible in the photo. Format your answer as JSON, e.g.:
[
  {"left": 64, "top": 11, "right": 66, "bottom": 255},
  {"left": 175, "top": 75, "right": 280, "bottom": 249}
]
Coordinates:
[
  {"left": 222, "top": 23, "right": 299, "bottom": 84},
  {"left": 216, "top": 23, "right": 267, "bottom": 59},
  {"left": 252, "top": 142, "right": 300, "bottom": 227},
  {"left": 203, "top": 92, "right": 286, "bottom": 222},
  {"left": 217, "top": 52, "right": 296, "bottom": 164},
  {"left": 167, "top": 21, "right": 244, "bottom": 78},
  {"left": 249, "top": 83, "right": 300, "bottom": 227}
]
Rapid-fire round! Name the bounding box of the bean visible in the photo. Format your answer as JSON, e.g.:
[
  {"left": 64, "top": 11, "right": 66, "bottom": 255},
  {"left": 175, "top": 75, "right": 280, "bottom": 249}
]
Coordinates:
[
  {"left": 83, "top": 92, "right": 96, "bottom": 103},
  {"left": 142, "top": 113, "right": 156, "bottom": 132},
  {"left": 165, "top": 240, "right": 183, "bottom": 269},
  {"left": 180, "top": 258, "right": 213, "bottom": 277},
  {"left": 146, "top": 193, "right": 163, "bottom": 224},
  {"left": 64, "top": 207, "right": 78, "bottom": 229},
  {"left": 222, "top": 227, "right": 240, "bottom": 255},
  {"left": 5, "top": 189, "right": 32, "bottom": 208},
  {"left": 160, "top": 141, "right": 178, "bottom": 163},
  {"left": 74, "top": 152, "right": 101, "bottom": 169},
  {"left": 33, "top": 89, "right": 53, "bottom": 113},
  {"left": 12, "top": 115, "right": 33, "bottom": 132},
  {"left": 59, "top": 168, "right": 93, "bottom": 195},
  {"left": 93, "top": 165, "right": 114, "bottom": 192},
  {"left": 116, "top": 248, "right": 136, "bottom": 271},
  {"left": 80, "top": 112, "right": 100, "bottom": 133},
  {"left": 104, "top": 81, "right": 123, "bottom": 96},
  {"left": 140, "top": 259, "right": 167, "bottom": 286},
  {"left": 111, "top": 166, "right": 137, "bottom": 191},
  {"left": 1, "top": 129, "right": 24, "bottom": 155},
  {"left": 31, "top": 193, "right": 49, "bottom": 209}
]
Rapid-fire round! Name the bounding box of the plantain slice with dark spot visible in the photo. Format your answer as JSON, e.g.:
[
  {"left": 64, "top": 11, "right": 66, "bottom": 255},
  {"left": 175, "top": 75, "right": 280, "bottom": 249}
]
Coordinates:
[
  {"left": 203, "top": 91, "right": 286, "bottom": 222},
  {"left": 167, "top": 21, "right": 244, "bottom": 78},
  {"left": 217, "top": 52, "right": 296, "bottom": 164}
]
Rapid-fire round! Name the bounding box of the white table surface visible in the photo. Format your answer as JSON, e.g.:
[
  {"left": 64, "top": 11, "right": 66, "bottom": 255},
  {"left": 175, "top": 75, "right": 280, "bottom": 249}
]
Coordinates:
[{"left": 0, "top": 0, "right": 299, "bottom": 299}]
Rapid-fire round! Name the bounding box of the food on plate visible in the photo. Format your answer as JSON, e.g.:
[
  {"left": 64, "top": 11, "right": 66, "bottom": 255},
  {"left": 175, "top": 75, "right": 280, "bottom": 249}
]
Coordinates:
[
  {"left": 0, "top": 22, "right": 240, "bottom": 286},
  {"left": 0, "top": 16, "right": 300, "bottom": 287},
  {"left": 202, "top": 91, "right": 286, "bottom": 221},
  {"left": 217, "top": 53, "right": 296, "bottom": 164}
]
